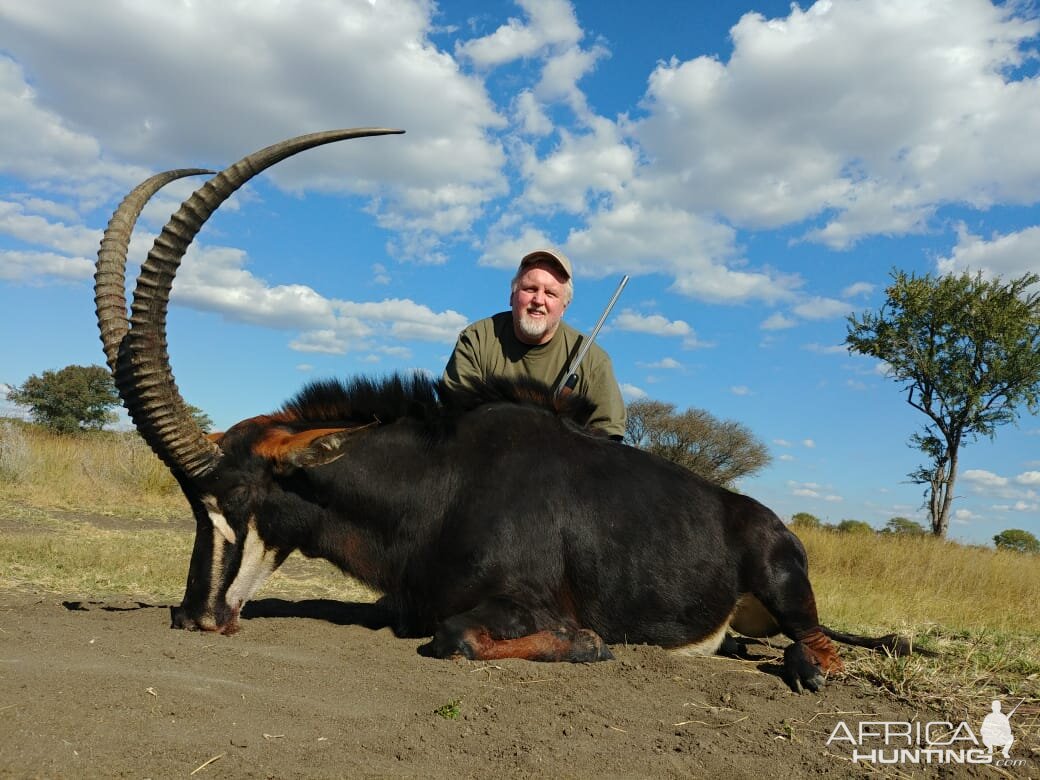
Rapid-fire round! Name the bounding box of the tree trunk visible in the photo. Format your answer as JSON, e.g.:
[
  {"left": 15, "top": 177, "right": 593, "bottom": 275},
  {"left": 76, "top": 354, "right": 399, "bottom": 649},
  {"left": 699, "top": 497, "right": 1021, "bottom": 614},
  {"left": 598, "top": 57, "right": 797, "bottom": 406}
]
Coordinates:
[{"left": 930, "top": 446, "right": 959, "bottom": 538}]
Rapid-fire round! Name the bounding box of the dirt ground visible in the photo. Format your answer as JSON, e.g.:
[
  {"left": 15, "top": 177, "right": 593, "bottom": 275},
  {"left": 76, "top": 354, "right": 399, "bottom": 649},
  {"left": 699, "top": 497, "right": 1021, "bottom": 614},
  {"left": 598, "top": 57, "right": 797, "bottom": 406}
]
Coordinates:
[{"left": 2, "top": 585, "right": 1028, "bottom": 779}]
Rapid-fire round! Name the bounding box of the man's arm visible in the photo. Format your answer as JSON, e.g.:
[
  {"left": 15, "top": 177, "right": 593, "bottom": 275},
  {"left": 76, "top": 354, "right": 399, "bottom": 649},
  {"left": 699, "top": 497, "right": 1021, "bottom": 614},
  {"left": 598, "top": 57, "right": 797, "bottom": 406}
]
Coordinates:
[
  {"left": 581, "top": 353, "right": 627, "bottom": 440},
  {"left": 441, "top": 327, "right": 483, "bottom": 396}
]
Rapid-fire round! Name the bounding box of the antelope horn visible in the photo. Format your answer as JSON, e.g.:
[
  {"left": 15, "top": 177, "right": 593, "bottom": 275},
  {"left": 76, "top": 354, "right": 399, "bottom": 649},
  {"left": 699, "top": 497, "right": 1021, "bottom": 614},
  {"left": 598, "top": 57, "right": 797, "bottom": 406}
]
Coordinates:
[
  {"left": 117, "top": 128, "right": 405, "bottom": 479},
  {"left": 96, "top": 169, "right": 214, "bottom": 373}
]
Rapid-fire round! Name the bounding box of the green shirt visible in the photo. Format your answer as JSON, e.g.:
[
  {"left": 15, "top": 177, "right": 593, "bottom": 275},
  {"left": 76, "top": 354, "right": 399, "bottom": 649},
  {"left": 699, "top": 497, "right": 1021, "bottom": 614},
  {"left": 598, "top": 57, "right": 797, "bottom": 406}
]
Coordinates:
[{"left": 442, "top": 312, "right": 627, "bottom": 438}]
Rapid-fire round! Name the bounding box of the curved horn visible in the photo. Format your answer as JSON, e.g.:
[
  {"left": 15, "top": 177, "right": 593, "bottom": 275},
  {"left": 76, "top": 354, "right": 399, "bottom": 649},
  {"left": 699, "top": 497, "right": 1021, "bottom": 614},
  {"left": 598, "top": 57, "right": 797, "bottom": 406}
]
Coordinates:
[
  {"left": 122, "top": 128, "right": 405, "bottom": 479},
  {"left": 96, "top": 169, "right": 214, "bottom": 373}
]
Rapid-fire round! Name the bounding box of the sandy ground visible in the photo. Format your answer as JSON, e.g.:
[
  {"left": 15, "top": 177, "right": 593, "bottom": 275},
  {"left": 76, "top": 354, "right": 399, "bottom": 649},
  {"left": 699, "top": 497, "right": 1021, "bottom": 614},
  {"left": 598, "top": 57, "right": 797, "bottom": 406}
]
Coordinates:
[{"left": 2, "top": 586, "right": 1027, "bottom": 779}]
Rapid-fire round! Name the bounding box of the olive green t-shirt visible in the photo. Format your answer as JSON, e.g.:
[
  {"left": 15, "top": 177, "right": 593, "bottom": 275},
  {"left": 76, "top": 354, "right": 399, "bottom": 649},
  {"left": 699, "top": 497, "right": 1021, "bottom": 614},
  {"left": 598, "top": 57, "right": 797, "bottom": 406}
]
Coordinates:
[{"left": 442, "top": 312, "right": 627, "bottom": 438}]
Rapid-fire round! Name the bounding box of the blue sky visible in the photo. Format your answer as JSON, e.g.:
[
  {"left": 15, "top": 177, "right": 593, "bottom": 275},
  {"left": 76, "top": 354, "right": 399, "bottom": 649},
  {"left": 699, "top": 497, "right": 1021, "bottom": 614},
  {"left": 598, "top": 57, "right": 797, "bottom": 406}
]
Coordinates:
[{"left": 1, "top": 0, "right": 1038, "bottom": 545}]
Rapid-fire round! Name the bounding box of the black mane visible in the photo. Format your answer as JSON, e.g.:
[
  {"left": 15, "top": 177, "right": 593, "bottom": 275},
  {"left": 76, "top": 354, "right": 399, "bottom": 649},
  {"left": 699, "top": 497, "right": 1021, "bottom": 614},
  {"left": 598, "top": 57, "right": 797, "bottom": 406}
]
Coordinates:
[{"left": 278, "top": 372, "right": 596, "bottom": 429}]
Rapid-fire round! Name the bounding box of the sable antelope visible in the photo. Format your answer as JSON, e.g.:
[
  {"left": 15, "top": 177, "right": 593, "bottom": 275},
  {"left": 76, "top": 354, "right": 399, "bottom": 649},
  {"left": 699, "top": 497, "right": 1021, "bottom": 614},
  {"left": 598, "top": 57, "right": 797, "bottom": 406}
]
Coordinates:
[{"left": 95, "top": 128, "right": 919, "bottom": 693}]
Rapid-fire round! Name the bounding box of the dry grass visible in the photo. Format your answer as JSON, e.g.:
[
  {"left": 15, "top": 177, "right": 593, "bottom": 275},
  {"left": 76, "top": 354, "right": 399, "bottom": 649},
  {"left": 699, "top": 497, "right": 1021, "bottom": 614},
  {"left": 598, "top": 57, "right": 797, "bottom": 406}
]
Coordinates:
[
  {"left": 0, "top": 420, "right": 187, "bottom": 518},
  {"left": 796, "top": 525, "right": 1040, "bottom": 634},
  {"left": 795, "top": 526, "right": 1039, "bottom": 746}
]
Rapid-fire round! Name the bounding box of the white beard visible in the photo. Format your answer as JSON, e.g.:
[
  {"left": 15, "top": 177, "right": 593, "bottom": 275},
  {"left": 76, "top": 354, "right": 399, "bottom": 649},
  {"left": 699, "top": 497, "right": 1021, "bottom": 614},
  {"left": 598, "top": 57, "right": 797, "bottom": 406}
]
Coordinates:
[{"left": 517, "top": 309, "right": 553, "bottom": 341}]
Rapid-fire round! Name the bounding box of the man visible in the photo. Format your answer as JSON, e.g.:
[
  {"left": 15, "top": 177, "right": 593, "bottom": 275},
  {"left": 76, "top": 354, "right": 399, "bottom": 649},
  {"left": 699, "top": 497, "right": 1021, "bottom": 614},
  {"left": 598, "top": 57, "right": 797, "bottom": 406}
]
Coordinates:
[{"left": 442, "top": 248, "right": 626, "bottom": 439}]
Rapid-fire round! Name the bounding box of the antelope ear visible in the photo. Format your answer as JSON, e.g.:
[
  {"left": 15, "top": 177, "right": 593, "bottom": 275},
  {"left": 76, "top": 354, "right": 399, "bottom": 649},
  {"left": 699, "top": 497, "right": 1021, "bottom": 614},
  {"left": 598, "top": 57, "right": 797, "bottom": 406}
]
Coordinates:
[
  {"left": 252, "top": 427, "right": 357, "bottom": 471},
  {"left": 281, "top": 429, "right": 356, "bottom": 469}
]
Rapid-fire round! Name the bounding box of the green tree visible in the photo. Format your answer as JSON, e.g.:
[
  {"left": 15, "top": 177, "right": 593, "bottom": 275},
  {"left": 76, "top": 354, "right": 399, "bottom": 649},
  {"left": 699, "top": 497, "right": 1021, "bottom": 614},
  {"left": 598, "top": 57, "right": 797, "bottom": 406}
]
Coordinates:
[
  {"left": 836, "top": 519, "right": 874, "bottom": 534},
  {"left": 8, "top": 365, "right": 120, "bottom": 434},
  {"left": 790, "top": 512, "right": 822, "bottom": 529},
  {"left": 847, "top": 270, "right": 1040, "bottom": 537},
  {"left": 882, "top": 516, "right": 927, "bottom": 535},
  {"left": 993, "top": 529, "right": 1040, "bottom": 554},
  {"left": 625, "top": 399, "right": 771, "bottom": 487},
  {"left": 186, "top": 404, "right": 214, "bottom": 434}
]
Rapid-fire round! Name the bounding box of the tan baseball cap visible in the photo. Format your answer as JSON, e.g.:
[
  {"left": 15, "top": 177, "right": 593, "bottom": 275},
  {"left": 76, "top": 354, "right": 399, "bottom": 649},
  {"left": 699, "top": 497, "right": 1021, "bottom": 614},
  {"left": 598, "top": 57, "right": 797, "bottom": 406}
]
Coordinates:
[{"left": 519, "top": 248, "right": 572, "bottom": 280}]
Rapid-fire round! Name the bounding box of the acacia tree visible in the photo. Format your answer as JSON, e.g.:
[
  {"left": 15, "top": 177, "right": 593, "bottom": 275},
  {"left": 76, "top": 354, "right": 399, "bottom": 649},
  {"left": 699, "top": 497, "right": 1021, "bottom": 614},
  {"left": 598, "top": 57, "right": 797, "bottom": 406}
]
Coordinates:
[
  {"left": 993, "top": 529, "right": 1040, "bottom": 554},
  {"left": 882, "top": 516, "right": 927, "bottom": 535},
  {"left": 8, "top": 364, "right": 120, "bottom": 434},
  {"left": 625, "top": 399, "right": 771, "bottom": 487},
  {"left": 847, "top": 270, "right": 1040, "bottom": 537}
]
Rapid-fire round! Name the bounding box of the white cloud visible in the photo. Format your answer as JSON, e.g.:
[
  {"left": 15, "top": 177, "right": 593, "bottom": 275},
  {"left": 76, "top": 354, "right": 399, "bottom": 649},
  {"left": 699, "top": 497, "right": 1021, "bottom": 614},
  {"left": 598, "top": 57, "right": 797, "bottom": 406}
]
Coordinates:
[
  {"left": 3, "top": 0, "right": 1040, "bottom": 319},
  {"left": 788, "top": 479, "right": 842, "bottom": 503},
  {"left": 171, "top": 243, "right": 467, "bottom": 350},
  {"left": 613, "top": 309, "right": 692, "bottom": 338},
  {"left": 1015, "top": 471, "right": 1040, "bottom": 486},
  {"left": 773, "top": 439, "right": 793, "bottom": 447},
  {"left": 640, "top": 357, "right": 681, "bottom": 370},
  {"left": 514, "top": 90, "right": 553, "bottom": 136},
  {"left": 802, "top": 439, "right": 816, "bottom": 449},
  {"left": 962, "top": 469, "right": 1010, "bottom": 489},
  {"left": 792, "top": 296, "right": 853, "bottom": 320},
  {"left": 731, "top": 385, "right": 752, "bottom": 396},
  {"left": 0, "top": 0, "right": 508, "bottom": 259},
  {"left": 937, "top": 224, "right": 1040, "bottom": 282},
  {"left": 0, "top": 249, "right": 93, "bottom": 282},
  {"left": 519, "top": 117, "right": 636, "bottom": 214},
  {"left": 563, "top": 201, "right": 800, "bottom": 303},
  {"left": 0, "top": 200, "right": 100, "bottom": 257},
  {"left": 804, "top": 343, "right": 848, "bottom": 355},
  {"left": 631, "top": 0, "right": 1040, "bottom": 246},
  {"left": 455, "top": 0, "right": 583, "bottom": 67},
  {"left": 620, "top": 383, "right": 647, "bottom": 401},
  {"left": 954, "top": 508, "right": 978, "bottom": 521},
  {"left": 289, "top": 330, "right": 349, "bottom": 355},
  {"left": 761, "top": 312, "right": 797, "bottom": 330},
  {"left": 841, "top": 281, "right": 875, "bottom": 298}
]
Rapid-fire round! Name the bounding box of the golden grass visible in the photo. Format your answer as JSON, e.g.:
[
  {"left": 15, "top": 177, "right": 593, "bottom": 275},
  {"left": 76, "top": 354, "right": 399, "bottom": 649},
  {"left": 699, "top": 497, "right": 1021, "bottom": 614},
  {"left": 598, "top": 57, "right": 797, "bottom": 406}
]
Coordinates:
[
  {"left": 0, "top": 524, "right": 192, "bottom": 598},
  {"left": 796, "top": 526, "right": 1040, "bottom": 634},
  {"left": 0, "top": 420, "right": 188, "bottom": 518}
]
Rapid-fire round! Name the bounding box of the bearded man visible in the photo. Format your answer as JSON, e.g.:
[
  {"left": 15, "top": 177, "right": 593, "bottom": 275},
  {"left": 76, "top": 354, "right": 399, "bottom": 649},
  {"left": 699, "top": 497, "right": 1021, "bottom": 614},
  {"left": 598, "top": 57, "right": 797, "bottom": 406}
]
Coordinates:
[{"left": 442, "top": 249, "right": 626, "bottom": 439}]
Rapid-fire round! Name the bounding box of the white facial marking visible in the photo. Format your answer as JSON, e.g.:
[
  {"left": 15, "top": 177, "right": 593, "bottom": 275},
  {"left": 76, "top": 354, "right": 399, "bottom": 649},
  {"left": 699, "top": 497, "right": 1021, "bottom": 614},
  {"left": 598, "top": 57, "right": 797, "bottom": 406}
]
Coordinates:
[
  {"left": 206, "top": 504, "right": 236, "bottom": 545},
  {"left": 223, "top": 520, "right": 279, "bottom": 611},
  {"left": 204, "top": 525, "right": 227, "bottom": 629}
]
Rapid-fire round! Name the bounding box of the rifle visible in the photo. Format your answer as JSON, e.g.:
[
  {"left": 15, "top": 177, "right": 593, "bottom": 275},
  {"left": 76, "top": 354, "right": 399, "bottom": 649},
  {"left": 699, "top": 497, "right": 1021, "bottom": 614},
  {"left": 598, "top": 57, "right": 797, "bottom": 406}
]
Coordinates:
[{"left": 554, "top": 275, "right": 629, "bottom": 399}]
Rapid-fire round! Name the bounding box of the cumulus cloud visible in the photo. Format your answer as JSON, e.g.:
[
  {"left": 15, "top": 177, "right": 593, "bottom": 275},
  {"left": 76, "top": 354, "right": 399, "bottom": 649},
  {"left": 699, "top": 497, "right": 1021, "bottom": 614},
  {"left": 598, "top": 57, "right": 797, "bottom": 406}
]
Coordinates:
[
  {"left": 613, "top": 309, "right": 692, "bottom": 337},
  {"left": 455, "top": 0, "right": 583, "bottom": 67},
  {"left": 620, "top": 382, "right": 647, "bottom": 401},
  {"left": 0, "top": 0, "right": 508, "bottom": 257},
  {"left": 640, "top": 357, "right": 681, "bottom": 369},
  {"left": 804, "top": 343, "right": 848, "bottom": 355},
  {"left": 632, "top": 1, "right": 1040, "bottom": 247},
  {"left": 842, "top": 281, "right": 875, "bottom": 299},
  {"left": 937, "top": 224, "right": 1040, "bottom": 282},
  {"left": 788, "top": 479, "right": 842, "bottom": 502},
  {"left": 962, "top": 469, "right": 1010, "bottom": 489},
  {"left": 170, "top": 243, "right": 467, "bottom": 352},
  {"left": 3, "top": 0, "right": 1040, "bottom": 344},
  {"left": 761, "top": 312, "right": 797, "bottom": 330},
  {"left": 792, "top": 296, "right": 854, "bottom": 320}
]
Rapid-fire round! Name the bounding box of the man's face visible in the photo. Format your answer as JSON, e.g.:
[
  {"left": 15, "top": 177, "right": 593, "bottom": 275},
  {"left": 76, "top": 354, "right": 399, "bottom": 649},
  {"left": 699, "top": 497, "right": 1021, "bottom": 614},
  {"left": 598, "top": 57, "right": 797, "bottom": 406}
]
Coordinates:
[{"left": 510, "top": 263, "right": 570, "bottom": 345}]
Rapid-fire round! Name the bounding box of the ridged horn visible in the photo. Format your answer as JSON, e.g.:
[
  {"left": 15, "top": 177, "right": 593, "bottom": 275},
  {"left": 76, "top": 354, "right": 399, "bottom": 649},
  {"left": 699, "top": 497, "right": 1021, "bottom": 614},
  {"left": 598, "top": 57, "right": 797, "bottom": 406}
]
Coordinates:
[
  {"left": 95, "top": 169, "right": 214, "bottom": 374},
  {"left": 121, "top": 128, "right": 405, "bottom": 480}
]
